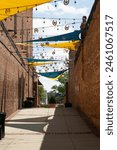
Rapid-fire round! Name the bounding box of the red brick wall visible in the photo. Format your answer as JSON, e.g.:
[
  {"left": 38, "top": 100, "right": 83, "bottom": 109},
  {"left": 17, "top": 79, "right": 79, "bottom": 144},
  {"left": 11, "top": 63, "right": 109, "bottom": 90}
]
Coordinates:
[
  {"left": 68, "top": 0, "right": 100, "bottom": 130},
  {"left": 0, "top": 9, "right": 33, "bottom": 117}
]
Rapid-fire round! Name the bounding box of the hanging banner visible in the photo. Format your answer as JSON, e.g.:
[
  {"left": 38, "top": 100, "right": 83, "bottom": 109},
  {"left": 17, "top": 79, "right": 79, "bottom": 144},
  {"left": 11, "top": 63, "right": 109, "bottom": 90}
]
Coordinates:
[
  {"left": 16, "top": 40, "right": 80, "bottom": 51},
  {"left": 28, "top": 61, "right": 53, "bottom": 66},
  {"left": 25, "top": 58, "right": 60, "bottom": 62},
  {"left": 16, "top": 43, "right": 33, "bottom": 47},
  {"left": 26, "top": 30, "right": 82, "bottom": 43},
  {"left": 38, "top": 70, "right": 67, "bottom": 79},
  {"left": 0, "top": 0, "right": 52, "bottom": 21},
  {"left": 41, "top": 40, "right": 80, "bottom": 51}
]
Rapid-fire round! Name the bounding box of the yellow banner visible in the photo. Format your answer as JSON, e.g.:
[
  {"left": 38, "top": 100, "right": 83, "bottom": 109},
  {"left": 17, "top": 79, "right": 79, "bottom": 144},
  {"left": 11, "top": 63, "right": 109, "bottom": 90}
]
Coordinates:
[
  {"left": 41, "top": 40, "right": 80, "bottom": 51},
  {"left": 16, "top": 43, "right": 33, "bottom": 47},
  {"left": 28, "top": 61, "right": 53, "bottom": 66},
  {"left": 0, "top": 0, "right": 52, "bottom": 21}
]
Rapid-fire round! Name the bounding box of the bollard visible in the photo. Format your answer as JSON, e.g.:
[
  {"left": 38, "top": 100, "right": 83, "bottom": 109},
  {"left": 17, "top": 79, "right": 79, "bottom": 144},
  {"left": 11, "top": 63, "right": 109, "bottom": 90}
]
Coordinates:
[{"left": 0, "top": 112, "right": 6, "bottom": 139}]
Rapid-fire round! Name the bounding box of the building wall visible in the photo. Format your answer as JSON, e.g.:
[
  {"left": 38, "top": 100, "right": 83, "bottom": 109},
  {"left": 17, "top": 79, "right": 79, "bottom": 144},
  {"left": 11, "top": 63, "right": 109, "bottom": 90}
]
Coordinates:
[
  {"left": 68, "top": 50, "right": 76, "bottom": 103},
  {"left": 68, "top": 0, "right": 100, "bottom": 130},
  {"left": 0, "top": 9, "right": 33, "bottom": 117}
]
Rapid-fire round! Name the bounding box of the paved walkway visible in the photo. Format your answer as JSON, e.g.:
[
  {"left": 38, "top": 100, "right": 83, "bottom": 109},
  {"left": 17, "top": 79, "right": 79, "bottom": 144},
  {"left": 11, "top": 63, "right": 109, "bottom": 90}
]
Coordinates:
[{"left": 0, "top": 107, "right": 100, "bottom": 150}]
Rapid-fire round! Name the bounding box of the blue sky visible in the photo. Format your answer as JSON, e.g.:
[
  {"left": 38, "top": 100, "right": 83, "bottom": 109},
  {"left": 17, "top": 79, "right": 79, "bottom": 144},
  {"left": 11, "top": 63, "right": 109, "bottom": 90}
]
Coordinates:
[
  {"left": 33, "top": 0, "right": 95, "bottom": 36},
  {"left": 33, "top": 0, "right": 95, "bottom": 19},
  {"left": 33, "top": 0, "right": 95, "bottom": 92}
]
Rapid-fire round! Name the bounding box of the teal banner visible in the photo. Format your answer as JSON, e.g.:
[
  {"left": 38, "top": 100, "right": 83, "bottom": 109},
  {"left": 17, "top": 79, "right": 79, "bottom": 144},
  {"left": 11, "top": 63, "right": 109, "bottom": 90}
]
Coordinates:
[{"left": 26, "top": 30, "right": 82, "bottom": 43}]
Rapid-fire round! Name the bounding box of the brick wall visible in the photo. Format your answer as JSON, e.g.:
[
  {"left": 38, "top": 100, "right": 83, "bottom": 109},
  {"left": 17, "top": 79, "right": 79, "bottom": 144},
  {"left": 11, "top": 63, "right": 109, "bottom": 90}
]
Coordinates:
[
  {"left": 0, "top": 9, "right": 34, "bottom": 117},
  {"left": 68, "top": 0, "right": 100, "bottom": 130}
]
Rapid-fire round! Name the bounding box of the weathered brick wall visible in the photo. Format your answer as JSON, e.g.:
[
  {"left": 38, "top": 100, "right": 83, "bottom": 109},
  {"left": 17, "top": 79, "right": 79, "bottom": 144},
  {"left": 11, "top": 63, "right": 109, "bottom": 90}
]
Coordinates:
[
  {"left": 68, "top": 0, "right": 100, "bottom": 130},
  {"left": 0, "top": 9, "right": 33, "bottom": 117},
  {"left": 68, "top": 51, "right": 76, "bottom": 103}
]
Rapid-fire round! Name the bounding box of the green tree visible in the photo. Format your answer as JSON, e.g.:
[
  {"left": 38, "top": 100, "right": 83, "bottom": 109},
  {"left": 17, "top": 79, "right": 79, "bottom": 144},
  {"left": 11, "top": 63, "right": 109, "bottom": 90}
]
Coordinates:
[
  {"left": 50, "top": 71, "right": 68, "bottom": 103},
  {"left": 38, "top": 85, "right": 46, "bottom": 102},
  {"left": 57, "top": 72, "right": 68, "bottom": 84},
  {"left": 57, "top": 85, "right": 65, "bottom": 96},
  {"left": 51, "top": 85, "right": 58, "bottom": 93}
]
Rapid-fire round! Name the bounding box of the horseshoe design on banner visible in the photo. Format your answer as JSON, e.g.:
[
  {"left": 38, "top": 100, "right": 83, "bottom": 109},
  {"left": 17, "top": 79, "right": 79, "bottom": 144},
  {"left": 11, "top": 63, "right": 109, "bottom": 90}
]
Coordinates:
[
  {"left": 52, "top": 20, "right": 57, "bottom": 26},
  {"left": 63, "top": 0, "right": 69, "bottom": 5},
  {"left": 34, "top": 28, "right": 38, "bottom": 33},
  {"left": 65, "top": 25, "right": 69, "bottom": 30}
]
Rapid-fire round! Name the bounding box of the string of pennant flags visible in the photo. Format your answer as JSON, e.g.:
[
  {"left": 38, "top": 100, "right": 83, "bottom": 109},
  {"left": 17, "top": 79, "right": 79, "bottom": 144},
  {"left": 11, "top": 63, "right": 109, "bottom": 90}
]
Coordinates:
[
  {"left": 15, "top": 30, "right": 81, "bottom": 67},
  {"left": 23, "top": 56, "right": 69, "bottom": 73},
  {"left": 4, "top": 28, "right": 81, "bottom": 74},
  {"left": 25, "top": 30, "right": 81, "bottom": 77},
  {"left": 33, "top": 21, "right": 81, "bottom": 33},
  {"left": 0, "top": 21, "right": 81, "bottom": 34}
]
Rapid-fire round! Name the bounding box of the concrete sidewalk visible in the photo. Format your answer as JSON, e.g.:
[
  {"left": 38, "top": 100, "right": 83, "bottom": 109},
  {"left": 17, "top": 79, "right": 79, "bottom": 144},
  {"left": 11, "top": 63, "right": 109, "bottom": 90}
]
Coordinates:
[{"left": 0, "top": 107, "right": 100, "bottom": 150}]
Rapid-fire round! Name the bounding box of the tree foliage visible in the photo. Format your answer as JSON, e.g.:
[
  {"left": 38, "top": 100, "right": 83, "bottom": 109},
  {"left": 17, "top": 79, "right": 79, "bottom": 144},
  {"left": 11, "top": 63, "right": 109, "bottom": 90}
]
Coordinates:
[
  {"left": 57, "top": 72, "right": 68, "bottom": 84},
  {"left": 51, "top": 85, "right": 58, "bottom": 92},
  {"left": 38, "top": 86, "right": 46, "bottom": 102},
  {"left": 50, "top": 71, "right": 68, "bottom": 102}
]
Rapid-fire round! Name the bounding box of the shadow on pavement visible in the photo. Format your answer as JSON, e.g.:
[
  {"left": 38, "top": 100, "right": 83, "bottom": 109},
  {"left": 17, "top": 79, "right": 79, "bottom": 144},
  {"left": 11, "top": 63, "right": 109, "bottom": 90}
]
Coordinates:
[
  {"left": 40, "top": 107, "right": 100, "bottom": 150},
  {"left": 5, "top": 107, "right": 100, "bottom": 150},
  {"left": 5, "top": 116, "right": 51, "bottom": 133}
]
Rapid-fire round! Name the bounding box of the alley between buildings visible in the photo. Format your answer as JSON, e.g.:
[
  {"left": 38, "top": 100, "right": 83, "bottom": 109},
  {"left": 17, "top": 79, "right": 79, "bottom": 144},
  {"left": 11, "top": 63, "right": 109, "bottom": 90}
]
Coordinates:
[{"left": 0, "top": 107, "right": 99, "bottom": 150}]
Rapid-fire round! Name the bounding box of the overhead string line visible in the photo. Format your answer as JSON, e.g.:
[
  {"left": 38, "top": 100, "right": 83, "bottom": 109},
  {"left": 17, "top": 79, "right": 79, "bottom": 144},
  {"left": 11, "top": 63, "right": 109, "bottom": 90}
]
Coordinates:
[
  {"left": 33, "top": 21, "right": 81, "bottom": 29},
  {"left": 2, "top": 14, "right": 82, "bottom": 20},
  {"left": 0, "top": 21, "right": 81, "bottom": 33}
]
